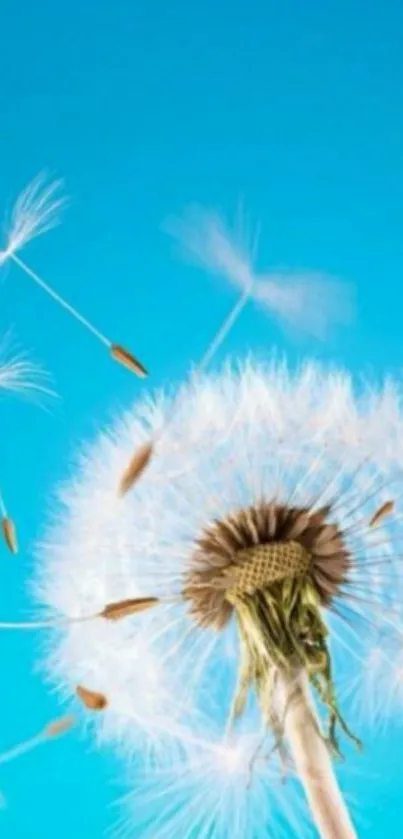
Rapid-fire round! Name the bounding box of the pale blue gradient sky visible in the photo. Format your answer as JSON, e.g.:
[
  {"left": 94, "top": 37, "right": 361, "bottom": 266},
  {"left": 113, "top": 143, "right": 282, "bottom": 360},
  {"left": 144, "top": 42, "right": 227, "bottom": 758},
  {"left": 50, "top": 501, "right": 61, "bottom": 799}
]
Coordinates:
[{"left": 0, "top": 1, "right": 403, "bottom": 836}]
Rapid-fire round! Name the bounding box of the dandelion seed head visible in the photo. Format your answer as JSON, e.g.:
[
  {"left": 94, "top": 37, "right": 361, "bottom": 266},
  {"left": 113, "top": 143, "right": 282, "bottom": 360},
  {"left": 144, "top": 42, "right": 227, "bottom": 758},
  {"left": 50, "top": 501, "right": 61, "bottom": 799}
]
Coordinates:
[{"left": 33, "top": 356, "right": 403, "bottom": 782}]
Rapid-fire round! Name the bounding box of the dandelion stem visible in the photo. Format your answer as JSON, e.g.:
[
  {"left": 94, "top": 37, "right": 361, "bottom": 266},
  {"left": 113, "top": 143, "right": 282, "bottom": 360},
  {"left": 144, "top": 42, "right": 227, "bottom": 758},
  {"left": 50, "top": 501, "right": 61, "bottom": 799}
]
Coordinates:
[
  {"left": 281, "top": 671, "right": 357, "bottom": 839},
  {"left": 10, "top": 254, "right": 110, "bottom": 346}
]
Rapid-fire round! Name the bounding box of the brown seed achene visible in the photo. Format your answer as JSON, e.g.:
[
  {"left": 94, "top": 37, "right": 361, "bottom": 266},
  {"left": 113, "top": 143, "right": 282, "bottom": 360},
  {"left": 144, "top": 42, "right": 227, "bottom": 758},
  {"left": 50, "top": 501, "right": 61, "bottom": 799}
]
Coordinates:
[
  {"left": 100, "top": 596, "right": 159, "bottom": 620},
  {"left": 76, "top": 685, "right": 108, "bottom": 711},
  {"left": 369, "top": 500, "right": 394, "bottom": 528},
  {"left": 118, "top": 442, "right": 154, "bottom": 496},
  {"left": 110, "top": 344, "right": 148, "bottom": 377},
  {"left": 1, "top": 517, "right": 17, "bottom": 554},
  {"left": 45, "top": 715, "right": 75, "bottom": 738}
]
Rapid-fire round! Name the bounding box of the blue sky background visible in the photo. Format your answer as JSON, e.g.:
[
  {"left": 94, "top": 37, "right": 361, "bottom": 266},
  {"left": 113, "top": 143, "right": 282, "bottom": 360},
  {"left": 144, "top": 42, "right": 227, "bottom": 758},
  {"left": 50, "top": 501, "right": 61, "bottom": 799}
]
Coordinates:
[{"left": 0, "top": 0, "right": 403, "bottom": 836}]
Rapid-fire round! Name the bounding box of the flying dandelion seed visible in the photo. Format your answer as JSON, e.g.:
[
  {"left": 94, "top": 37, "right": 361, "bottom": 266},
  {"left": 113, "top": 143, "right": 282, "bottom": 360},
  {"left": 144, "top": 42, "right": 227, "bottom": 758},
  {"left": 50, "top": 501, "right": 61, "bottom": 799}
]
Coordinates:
[
  {"left": 0, "top": 332, "right": 55, "bottom": 402},
  {"left": 0, "top": 332, "right": 56, "bottom": 554},
  {"left": 118, "top": 209, "right": 354, "bottom": 496},
  {"left": 167, "top": 208, "right": 354, "bottom": 340},
  {"left": 24, "top": 357, "right": 403, "bottom": 839},
  {"left": 0, "top": 174, "right": 147, "bottom": 377}
]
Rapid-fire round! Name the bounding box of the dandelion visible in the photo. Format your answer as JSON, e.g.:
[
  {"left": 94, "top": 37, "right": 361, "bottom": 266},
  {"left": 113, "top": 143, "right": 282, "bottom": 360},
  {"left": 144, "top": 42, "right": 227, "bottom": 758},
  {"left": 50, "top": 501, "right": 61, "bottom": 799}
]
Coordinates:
[
  {"left": 0, "top": 174, "right": 147, "bottom": 377},
  {"left": 28, "top": 357, "right": 403, "bottom": 839},
  {"left": 0, "top": 204, "right": 387, "bottom": 835}
]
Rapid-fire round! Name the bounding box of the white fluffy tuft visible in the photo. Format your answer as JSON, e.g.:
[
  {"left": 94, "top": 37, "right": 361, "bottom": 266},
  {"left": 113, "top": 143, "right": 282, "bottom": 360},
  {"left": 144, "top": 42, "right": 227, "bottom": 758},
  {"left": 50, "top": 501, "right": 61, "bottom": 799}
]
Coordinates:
[
  {"left": 0, "top": 332, "right": 56, "bottom": 402},
  {"left": 167, "top": 208, "right": 353, "bottom": 338},
  {"left": 115, "top": 728, "right": 307, "bottom": 839},
  {"left": 0, "top": 172, "right": 66, "bottom": 261},
  {"left": 36, "top": 363, "right": 403, "bottom": 743},
  {"left": 32, "top": 358, "right": 403, "bottom": 825}
]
